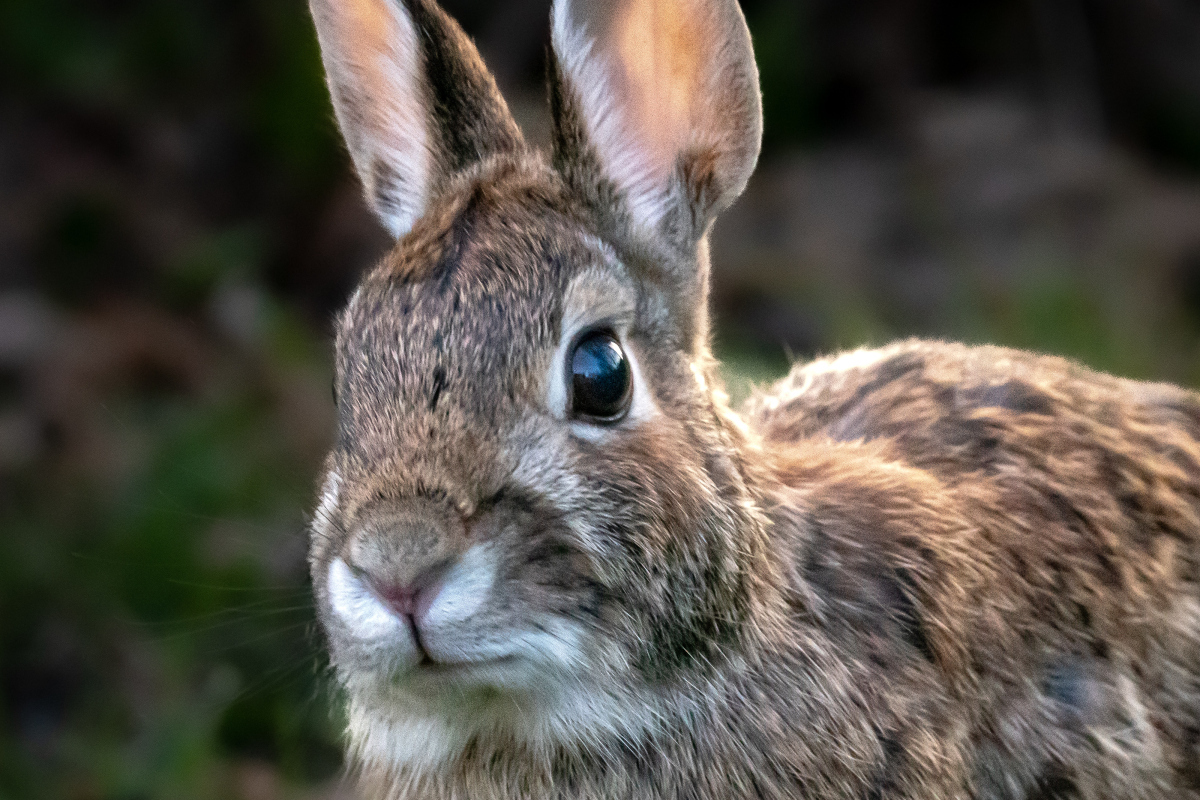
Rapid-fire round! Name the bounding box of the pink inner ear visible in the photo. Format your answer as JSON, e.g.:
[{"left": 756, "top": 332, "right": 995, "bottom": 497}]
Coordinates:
[
  {"left": 311, "top": 0, "right": 431, "bottom": 237},
  {"left": 608, "top": 0, "right": 708, "bottom": 165},
  {"left": 554, "top": 0, "right": 760, "bottom": 235},
  {"left": 341, "top": 0, "right": 396, "bottom": 53}
]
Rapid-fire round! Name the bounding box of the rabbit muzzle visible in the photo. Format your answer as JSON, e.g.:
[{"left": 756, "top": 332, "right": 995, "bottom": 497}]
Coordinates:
[{"left": 325, "top": 497, "right": 513, "bottom": 675}]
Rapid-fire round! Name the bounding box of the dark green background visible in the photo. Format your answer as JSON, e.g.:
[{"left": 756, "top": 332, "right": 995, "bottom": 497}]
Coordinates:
[{"left": 3, "top": 1, "right": 1200, "bottom": 798}]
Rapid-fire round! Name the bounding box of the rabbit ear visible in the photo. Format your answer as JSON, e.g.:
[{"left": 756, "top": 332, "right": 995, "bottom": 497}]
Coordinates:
[
  {"left": 550, "top": 0, "right": 762, "bottom": 249},
  {"left": 310, "top": 0, "right": 524, "bottom": 238}
]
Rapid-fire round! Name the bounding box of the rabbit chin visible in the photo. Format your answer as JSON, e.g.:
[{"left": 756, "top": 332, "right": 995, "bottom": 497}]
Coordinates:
[{"left": 343, "top": 665, "right": 655, "bottom": 774}]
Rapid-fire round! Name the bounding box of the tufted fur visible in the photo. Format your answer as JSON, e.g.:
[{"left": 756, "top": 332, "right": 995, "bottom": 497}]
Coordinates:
[{"left": 306, "top": 0, "right": 1200, "bottom": 798}]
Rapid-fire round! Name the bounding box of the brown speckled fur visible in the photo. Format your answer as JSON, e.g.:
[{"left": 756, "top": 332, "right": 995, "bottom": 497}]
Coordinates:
[
  {"left": 306, "top": 1, "right": 1200, "bottom": 798},
  {"left": 748, "top": 341, "right": 1200, "bottom": 798}
]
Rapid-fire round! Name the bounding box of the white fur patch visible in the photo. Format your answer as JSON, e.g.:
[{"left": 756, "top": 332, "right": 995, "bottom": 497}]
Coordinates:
[
  {"left": 764, "top": 347, "right": 889, "bottom": 409},
  {"left": 349, "top": 702, "right": 467, "bottom": 774},
  {"left": 422, "top": 543, "right": 498, "bottom": 628},
  {"left": 328, "top": 557, "right": 404, "bottom": 640},
  {"left": 511, "top": 619, "right": 586, "bottom": 670},
  {"left": 806, "top": 347, "right": 889, "bottom": 376},
  {"left": 311, "top": 0, "right": 431, "bottom": 237}
]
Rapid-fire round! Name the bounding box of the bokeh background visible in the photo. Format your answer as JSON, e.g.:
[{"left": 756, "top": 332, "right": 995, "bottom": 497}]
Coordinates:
[{"left": 4, "top": 1, "right": 1200, "bottom": 798}]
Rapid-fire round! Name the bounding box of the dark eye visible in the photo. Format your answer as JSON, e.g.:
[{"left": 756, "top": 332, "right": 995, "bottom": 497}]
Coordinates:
[{"left": 569, "top": 330, "right": 632, "bottom": 422}]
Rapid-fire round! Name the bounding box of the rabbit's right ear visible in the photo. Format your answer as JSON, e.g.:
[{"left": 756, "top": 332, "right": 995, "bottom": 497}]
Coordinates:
[
  {"left": 310, "top": 0, "right": 523, "bottom": 238},
  {"left": 549, "top": 0, "right": 762, "bottom": 256}
]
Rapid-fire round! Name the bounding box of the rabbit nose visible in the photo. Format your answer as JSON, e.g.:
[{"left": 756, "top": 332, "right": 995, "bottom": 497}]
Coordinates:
[
  {"left": 343, "top": 495, "right": 469, "bottom": 627},
  {"left": 365, "top": 568, "right": 446, "bottom": 626}
]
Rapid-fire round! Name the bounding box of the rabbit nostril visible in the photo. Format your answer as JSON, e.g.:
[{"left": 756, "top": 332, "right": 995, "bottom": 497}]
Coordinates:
[
  {"left": 366, "top": 578, "right": 444, "bottom": 625},
  {"left": 374, "top": 584, "right": 418, "bottom": 617}
]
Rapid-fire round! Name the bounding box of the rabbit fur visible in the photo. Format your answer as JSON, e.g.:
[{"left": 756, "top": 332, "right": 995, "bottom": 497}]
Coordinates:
[{"left": 305, "top": 0, "right": 1200, "bottom": 797}]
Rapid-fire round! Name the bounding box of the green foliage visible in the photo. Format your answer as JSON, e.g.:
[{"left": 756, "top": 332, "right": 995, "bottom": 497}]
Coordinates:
[{"left": 0, "top": 307, "right": 342, "bottom": 800}]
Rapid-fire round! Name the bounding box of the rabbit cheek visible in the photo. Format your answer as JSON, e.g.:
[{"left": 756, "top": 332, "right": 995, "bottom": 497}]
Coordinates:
[
  {"left": 421, "top": 544, "right": 495, "bottom": 628},
  {"left": 415, "top": 544, "right": 503, "bottom": 663}
]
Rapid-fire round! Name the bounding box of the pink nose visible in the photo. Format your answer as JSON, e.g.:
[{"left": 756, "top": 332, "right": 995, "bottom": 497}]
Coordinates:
[{"left": 368, "top": 577, "right": 443, "bottom": 625}]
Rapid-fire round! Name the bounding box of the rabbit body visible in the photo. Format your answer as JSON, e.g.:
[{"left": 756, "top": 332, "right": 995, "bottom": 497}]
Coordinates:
[
  {"left": 742, "top": 340, "right": 1200, "bottom": 799},
  {"left": 305, "top": 0, "right": 1200, "bottom": 797}
]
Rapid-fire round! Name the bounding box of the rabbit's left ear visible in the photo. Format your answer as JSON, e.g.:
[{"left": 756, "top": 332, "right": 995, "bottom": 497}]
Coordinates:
[
  {"left": 310, "top": 0, "right": 523, "bottom": 238},
  {"left": 549, "top": 0, "right": 762, "bottom": 250}
]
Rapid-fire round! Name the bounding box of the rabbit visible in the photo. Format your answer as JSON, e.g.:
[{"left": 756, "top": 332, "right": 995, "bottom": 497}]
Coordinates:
[{"left": 305, "top": 0, "right": 1200, "bottom": 797}]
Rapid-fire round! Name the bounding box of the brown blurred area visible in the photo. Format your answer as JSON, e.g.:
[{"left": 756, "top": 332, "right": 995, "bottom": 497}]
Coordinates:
[{"left": 3, "top": 1, "right": 1200, "bottom": 798}]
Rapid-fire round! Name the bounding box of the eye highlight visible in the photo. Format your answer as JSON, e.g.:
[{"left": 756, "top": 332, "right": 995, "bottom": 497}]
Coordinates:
[{"left": 569, "top": 330, "right": 632, "bottom": 423}]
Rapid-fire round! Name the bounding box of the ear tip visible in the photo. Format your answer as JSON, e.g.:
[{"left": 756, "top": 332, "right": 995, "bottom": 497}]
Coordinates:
[
  {"left": 549, "top": 0, "right": 764, "bottom": 237},
  {"left": 549, "top": 0, "right": 579, "bottom": 46},
  {"left": 312, "top": 0, "right": 523, "bottom": 237}
]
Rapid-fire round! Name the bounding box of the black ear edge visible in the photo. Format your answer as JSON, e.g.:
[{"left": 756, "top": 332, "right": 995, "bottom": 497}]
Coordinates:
[
  {"left": 546, "top": 47, "right": 620, "bottom": 217},
  {"left": 310, "top": 0, "right": 525, "bottom": 237},
  {"left": 402, "top": 0, "right": 525, "bottom": 181}
]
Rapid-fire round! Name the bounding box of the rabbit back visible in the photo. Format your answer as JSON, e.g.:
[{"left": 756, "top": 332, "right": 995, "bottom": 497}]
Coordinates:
[{"left": 747, "top": 339, "right": 1200, "bottom": 797}]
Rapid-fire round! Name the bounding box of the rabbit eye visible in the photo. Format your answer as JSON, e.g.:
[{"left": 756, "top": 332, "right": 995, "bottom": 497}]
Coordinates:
[{"left": 569, "top": 330, "right": 632, "bottom": 423}]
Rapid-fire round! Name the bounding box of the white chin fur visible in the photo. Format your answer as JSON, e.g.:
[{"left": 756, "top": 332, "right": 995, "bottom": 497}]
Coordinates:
[
  {"left": 347, "top": 663, "right": 662, "bottom": 775},
  {"left": 349, "top": 703, "right": 468, "bottom": 774}
]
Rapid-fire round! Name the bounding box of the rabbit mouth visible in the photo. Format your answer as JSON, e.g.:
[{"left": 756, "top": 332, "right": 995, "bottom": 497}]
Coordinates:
[
  {"left": 327, "top": 554, "right": 588, "bottom": 695},
  {"left": 408, "top": 652, "right": 520, "bottom": 675}
]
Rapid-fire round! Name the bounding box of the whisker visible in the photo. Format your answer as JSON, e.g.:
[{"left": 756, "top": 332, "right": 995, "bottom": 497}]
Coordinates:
[
  {"left": 225, "top": 652, "right": 335, "bottom": 708},
  {"left": 148, "top": 609, "right": 319, "bottom": 647},
  {"left": 156, "top": 618, "right": 316, "bottom": 649},
  {"left": 140, "top": 603, "right": 317, "bottom": 639},
  {"left": 115, "top": 491, "right": 311, "bottom": 538},
  {"left": 70, "top": 551, "right": 312, "bottom": 593}
]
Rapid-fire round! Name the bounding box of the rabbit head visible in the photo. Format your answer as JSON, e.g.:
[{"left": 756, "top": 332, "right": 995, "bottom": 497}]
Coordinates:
[{"left": 307, "top": 0, "right": 767, "bottom": 775}]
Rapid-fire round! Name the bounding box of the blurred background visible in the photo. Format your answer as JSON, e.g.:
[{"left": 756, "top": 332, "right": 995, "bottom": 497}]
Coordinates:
[{"left": 3, "top": 0, "right": 1200, "bottom": 798}]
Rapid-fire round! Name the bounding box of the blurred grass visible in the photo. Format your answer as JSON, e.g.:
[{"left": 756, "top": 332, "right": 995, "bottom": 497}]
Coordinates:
[{"left": 717, "top": 258, "right": 1200, "bottom": 405}]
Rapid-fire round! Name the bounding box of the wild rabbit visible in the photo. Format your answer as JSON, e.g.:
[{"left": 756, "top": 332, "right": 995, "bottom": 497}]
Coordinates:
[{"left": 305, "top": 0, "right": 1200, "bottom": 797}]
